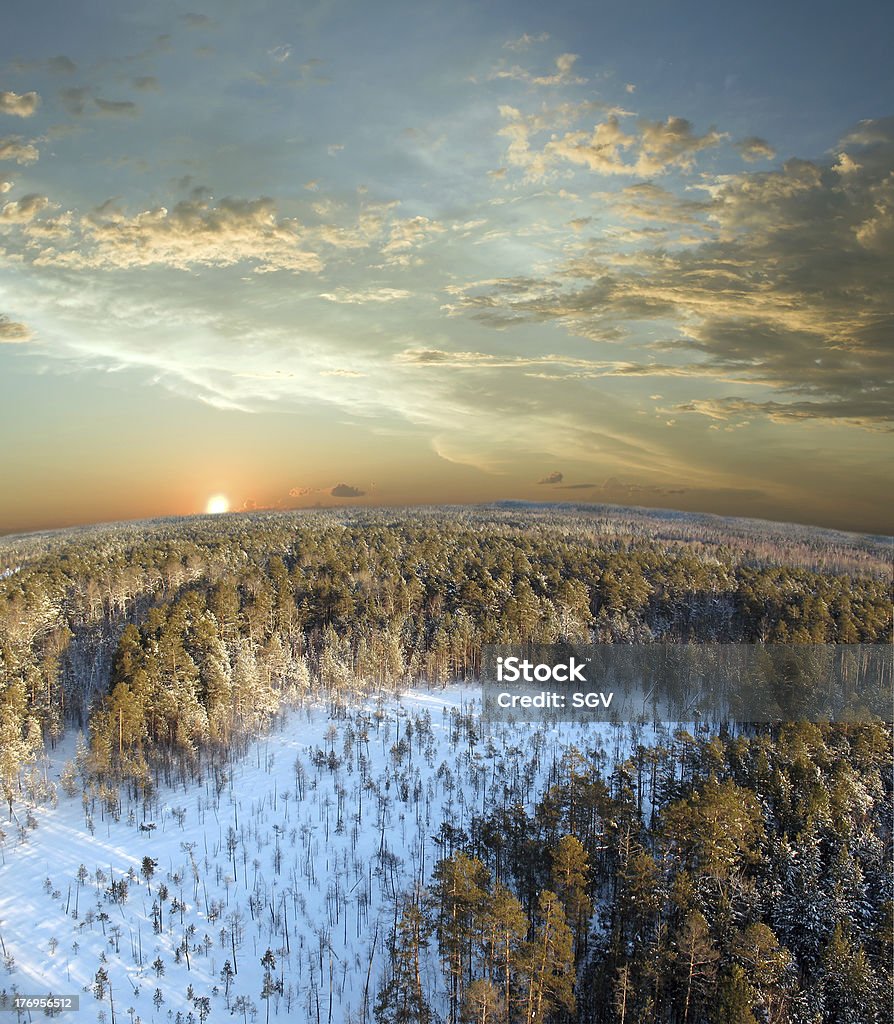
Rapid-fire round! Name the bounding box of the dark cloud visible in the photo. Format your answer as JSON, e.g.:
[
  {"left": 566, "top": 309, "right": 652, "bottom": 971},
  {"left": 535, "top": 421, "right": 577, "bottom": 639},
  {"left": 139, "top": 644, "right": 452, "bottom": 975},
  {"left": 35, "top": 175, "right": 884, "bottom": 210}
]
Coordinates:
[
  {"left": 596, "top": 182, "right": 711, "bottom": 225},
  {"left": 59, "top": 87, "right": 88, "bottom": 115},
  {"left": 48, "top": 55, "right": 77, "bottom": 74},
  {"left": 537, "top": 471, "right": 563, "bottom": 484},
  {"left": 330, "top": 483, "right": 365, "bottom": 498},
  {"left": 132, "top": 76, "right": 160, "bottom": 92},
  {"left": 181, "top": 13, "right": 214, "bottom": 28},
  {"left": 554, "top": 479, "right": 764, "bottom": 503},
  {"left": 8, "top": 55, "right": 76, "bottom": 74},
  {"left": 734, "top": 136, "right": 776, "bottom": 162},
  {"left": 598, "top": 477, "right": 690, "bottom": 497},
  {"left": 0, "top": 193, "right": 50, "bottom": 222},
  {"left": 59, "top": 89, "right": 141, "bottom": 118},
  {"left": 94, "top": 98, "right": 139, "bottom": 117}
]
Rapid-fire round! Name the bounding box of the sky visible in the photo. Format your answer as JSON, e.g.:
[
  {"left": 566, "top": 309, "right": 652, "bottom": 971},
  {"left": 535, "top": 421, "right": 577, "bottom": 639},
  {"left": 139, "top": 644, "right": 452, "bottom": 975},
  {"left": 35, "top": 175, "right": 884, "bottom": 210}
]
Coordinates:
[{"left": 1, "top": 0, "right": 892, "bottom": 536}]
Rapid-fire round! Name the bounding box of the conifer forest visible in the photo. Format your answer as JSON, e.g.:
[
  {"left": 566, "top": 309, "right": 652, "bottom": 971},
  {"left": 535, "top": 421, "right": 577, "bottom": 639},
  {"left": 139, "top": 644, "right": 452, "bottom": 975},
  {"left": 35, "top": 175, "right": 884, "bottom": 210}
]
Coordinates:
[{"left": 0, "top": 505, "right": 891, "bottom": 1023}]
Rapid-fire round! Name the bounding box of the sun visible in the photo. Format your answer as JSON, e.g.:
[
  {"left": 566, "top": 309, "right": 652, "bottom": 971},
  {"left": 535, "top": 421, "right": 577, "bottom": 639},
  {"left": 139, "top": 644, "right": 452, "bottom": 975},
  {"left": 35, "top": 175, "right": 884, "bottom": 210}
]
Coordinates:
[{"left": 205, "top": 494, "right": 229, "bottom": 515}]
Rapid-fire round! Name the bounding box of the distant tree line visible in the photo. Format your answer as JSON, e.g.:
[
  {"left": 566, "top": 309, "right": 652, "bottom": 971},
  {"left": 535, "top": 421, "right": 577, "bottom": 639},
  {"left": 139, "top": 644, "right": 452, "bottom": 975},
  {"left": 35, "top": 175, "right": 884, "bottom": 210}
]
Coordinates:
[{"left": 0, "top": 508, "right": 890, "bottom": 801}]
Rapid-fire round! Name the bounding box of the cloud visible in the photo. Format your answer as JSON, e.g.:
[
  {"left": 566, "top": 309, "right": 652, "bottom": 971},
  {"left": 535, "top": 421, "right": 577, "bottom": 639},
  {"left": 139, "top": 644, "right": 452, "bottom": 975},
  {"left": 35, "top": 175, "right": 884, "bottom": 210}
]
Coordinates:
[
  {"left": 382, "top": 215, "right": 445, "bottom": 263},
  {"left": 59, "top": 87, "right": 89, "bottom": 115},
  {"left": 551, "top": 478, "right": 759, "bottom": 503},
  {"left": 288, "top": 486, "right": 318, "bottom": 497},
  {"left": 556, "top": 477, "right": 692, "bottom": 496},
  {"left": 498, "top": 105, "right": 724, "bottom": 181},
  {"left": 0, "top": 181, "right": 12, "bottom": 193},
  {"left": 532, "top": 53, "right": 586, "bottom": 87},
  {"left": 504, "top": 32, "right": 550, "bottom": 51},
  {"left": 59, "top": 88, "right": 140, "bottom": 117},
  {"left": 554, "top": 116, "right": 724, "bottom": 176},
  {"left": 568, "top": 216, "right": 592, "bottom": 232},
  {"left": 319, "top": 287, "right": 411, "bottom": 303},
  {"left": 841, "top": 117, "right": 894, "bottom": 146},
  {"left": 396, "top": 346, "right": 653, "bottom": 376},
  {"left": 595, "top": 182, "right": 712, "bottom": 225},
  {"left": 677, "top": 396, "right": 892, "bottom": 431},
  {"left": 32, "top": 195, "right": 323, "bottom": 273},
  {"left": 455, "top": 118, "right": 894, "bottom": 428},
  {"left": 94, "top": 98, "right": 139, "bottom": 117},
  {"left": 734, "top": 136, "right": 776, "bottom": 162},
  {"left": 538, "top": 471, "right": 563, "bottom": 484},
  {"left": 330, "top": 483, "right": 365, "bottom": 497},
  {"left": 397, "top": 347, "right": 512, "bottom": 366},
  {"left": 7, "top": 55, "right": 76, "bottom": 75},
  {"left": 0, "top": 91, "right": 40, "bottom": 117},
  {"left": 0, "top": 314, "right": 32, "bottom": 343},
  {"left": 635, "top": 117, "right": 727, "bottom": 172},
  {"left": 833, "top": 152, "right": 861, "bottom": 176},
  {"left": 596, "top": 477, "right": 690, "bottom": 496},
  {"left": 181, "top": 13, "right": 213, "bottom": 28},
  {"left": 0, "top": 193, "right": 50, "bottom": 223},
  {"left": 0, "top": 136, "right": 39, "bottom": 164},
  {"left": 492, "top": 52, "right": 586, "bottom": 88},
  {"left": 48, "top": 55, "right": 77, "bottom": 74},
  {"left": 12, "top": 190, "right": 415, "bottom": 276},
  {"left": 269, "top": 45, "right": 293, "bottom": 63}
]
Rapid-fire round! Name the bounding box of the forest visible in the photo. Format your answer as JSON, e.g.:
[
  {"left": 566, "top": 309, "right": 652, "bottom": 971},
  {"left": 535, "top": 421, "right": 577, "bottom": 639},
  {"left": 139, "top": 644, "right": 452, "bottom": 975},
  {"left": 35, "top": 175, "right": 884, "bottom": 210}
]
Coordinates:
[{"left": 0, "top": 504, "right": 890, "bottom": 1023}]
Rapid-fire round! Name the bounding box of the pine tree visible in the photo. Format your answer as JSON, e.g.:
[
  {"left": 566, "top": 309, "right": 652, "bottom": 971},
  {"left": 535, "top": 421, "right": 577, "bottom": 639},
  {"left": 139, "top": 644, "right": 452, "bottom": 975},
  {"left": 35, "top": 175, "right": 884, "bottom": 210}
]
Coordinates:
[
  {"left": 480, "top": 882, "right": 527, "bottom": 1024},
  {"left": 141, "top": 855, "right": 157, "bottom": 895},
  {"left": 260, "top": 948, "right": 278, "bottom": 1024},
  {"left": 432, "top": 854, "right": 490, "bottom": 1024},
  {"left": 461, "top": 978, "right": 500, "bottom": 1024},
  {"left": 713, "top": 964, "right": 757, "bottom": 1024},
  {"left": 674, "top": 910, "right": 718, "bottom": 1024},
  {"left": 730, "top": 923, "right": 793, "bottom": 1021},
  {"left": 517, "top": 889, "right": 575, "bottom": 1024},
  {"left": 220, "top": 960, "right": 235, "bottom": 1009},
  {"left": 93, "top": 965, "right": 109, "bottom": 1000},
  {"left": 375, "top": 892, "right": 433, "bottom": 1024},
  {"left": 550, "top": 834, "right": 592, "bottom": 960},
  {"left": 821, "top": 922, "right": 875, "bottom": 1024}
]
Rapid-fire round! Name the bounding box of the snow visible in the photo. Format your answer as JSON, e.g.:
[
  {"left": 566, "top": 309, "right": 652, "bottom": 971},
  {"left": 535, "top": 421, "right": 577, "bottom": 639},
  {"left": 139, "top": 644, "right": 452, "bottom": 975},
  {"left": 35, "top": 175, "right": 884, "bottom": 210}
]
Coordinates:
[{"left": 0, "top": 687, "right": 656, "bottom": 1022}]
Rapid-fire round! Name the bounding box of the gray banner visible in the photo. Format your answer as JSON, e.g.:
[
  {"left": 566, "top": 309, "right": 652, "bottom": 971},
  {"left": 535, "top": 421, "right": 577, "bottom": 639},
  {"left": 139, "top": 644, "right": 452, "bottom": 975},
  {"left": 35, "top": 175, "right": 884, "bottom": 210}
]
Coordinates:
[{"left": 480, "top": 644, "right": 892, "bottom": 723}]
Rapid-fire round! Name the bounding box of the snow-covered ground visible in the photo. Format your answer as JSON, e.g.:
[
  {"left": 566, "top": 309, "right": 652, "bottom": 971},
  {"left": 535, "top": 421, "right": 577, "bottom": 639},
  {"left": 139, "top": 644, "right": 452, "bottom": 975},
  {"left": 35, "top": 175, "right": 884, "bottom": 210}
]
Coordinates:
[{"left": 0, "top": 687, "right": 653, "bottom": 1022}]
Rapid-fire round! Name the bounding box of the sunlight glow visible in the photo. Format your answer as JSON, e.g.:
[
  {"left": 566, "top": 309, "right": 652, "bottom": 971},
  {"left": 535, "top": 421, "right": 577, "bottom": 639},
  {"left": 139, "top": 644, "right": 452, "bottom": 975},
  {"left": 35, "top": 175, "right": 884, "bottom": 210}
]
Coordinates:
[{"left": 205, "top": 494, "right": 229, "bottom": 515}]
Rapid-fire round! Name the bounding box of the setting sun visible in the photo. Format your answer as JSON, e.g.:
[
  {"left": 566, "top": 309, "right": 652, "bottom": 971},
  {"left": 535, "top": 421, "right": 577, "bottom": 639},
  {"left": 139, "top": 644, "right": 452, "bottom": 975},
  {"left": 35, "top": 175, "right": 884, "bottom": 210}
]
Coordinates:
[{"left": 205, "top": 494, "right": 229, "bottom": 515}]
